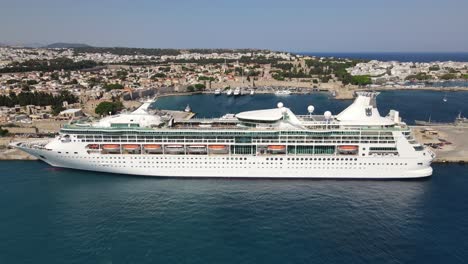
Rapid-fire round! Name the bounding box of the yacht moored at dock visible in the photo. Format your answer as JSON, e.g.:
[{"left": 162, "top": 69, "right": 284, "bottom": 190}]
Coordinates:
[
  {"left": 275, "top": 90, "right": 291, "bottom": 96},
  {"left": 11, "top": 92, "right": 435, "bottom": 178}
]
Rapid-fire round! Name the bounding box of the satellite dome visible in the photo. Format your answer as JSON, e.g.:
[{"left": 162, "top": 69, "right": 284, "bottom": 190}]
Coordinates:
[
  {"left": 277, "top": 102, "right": 284, "bottom": 108},
  {"left": 324, "top": 111, "right": 332, "bottom": 119},
  {"left": 307, "top": 105, "right": 315, "bottom": 113}
]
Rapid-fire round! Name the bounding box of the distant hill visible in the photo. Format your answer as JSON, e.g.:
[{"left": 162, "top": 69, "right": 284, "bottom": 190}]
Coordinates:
[{"left": 45, "top": 43, "right": 92, "bottom": 48}]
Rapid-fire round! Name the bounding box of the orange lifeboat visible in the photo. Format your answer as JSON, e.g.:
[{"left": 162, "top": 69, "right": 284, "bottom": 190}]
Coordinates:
[
  {"left": 122, "top": 144, "right": 140, "bottom": 150},
  {"left": 338, "top": 145, "right": 358, "bottom": 154},
  {"left": 208, "top": 145, "right": 227, "bottom": 150},
  {"left": 338, "top": 145, "right": 358, "bottom": 151},
  {"left": 102, "top": 144, "right": 120, "bottom": 151},
  {"left": 143, "top": 144, "right": 162, "bottom": 150},
  {"left": 208, "top": 145, "right": 228, "bottom": 154},
  {"left": 267, "top": 145, "right": 286, "bottom": 151}
]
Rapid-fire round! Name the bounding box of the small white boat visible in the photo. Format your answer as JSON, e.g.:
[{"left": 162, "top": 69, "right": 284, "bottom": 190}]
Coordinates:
[
  {"left": 275, "top": 90, "right": 291, "bottom": 96},
  {"left": 233, "top": 87, "right": 241, "bottom": 96},
  {"left": 443, "top": 94, "right": 447, "bottom": 102},
  {"left": 214, "top": 88, "right": 221, "bottom": 95},
  {"left": 184, "top": 104, "right": 191, "bottom": 112},
  {"left": 250, "top": 89, "right": 254, "bottom": 95},
  {"left": 226, "top": 89, "right": 233, "bottom": 96}
]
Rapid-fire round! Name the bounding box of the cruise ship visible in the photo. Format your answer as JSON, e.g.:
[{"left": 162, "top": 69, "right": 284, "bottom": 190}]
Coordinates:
[{"left": 11, "top": 92, "right": 435, "bottom": 179}]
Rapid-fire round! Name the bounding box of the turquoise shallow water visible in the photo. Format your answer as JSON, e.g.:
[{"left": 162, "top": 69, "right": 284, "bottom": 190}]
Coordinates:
[
  {"left": 0, "top": 162, "right": 468, "bottom": 263},
  {"left": 1, "top": 90, "right": 468, "bottom": 263}
]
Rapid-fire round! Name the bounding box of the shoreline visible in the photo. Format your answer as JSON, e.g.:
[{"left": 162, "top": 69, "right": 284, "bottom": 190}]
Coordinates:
[{"left": 151, "top": 86, "right": 468, "bottom": 101}]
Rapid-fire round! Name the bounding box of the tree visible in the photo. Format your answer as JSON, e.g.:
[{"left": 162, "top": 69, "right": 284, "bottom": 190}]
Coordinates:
[
  {"left": 194, "top": 83, "right": 206, "bottom": 91},
  {"left": 186, "top": 86, "right": 195, "bottom": 92},
  {"left": 0, "top": 128, "right": 9, "bottom": 137},
  {"left": 103, "top": 83, "right": 124, "bottom": 91},
  {"left": 439, "top": 73, "right": 457, "bottom": 80},
  {"left": 351, "top": 75, "right": 372, "bottom": 86},
  {"left": 95, "top": 101, "right": 124, "bottom": 116},
  {"left": 51, "top": 104, "right": 65, "bottom": 116}
]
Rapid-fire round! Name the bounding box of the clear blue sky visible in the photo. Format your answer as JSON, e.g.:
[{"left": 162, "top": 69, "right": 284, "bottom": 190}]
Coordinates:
[{"left": 1, "top": 0, "right": 467, "bottom": 51}]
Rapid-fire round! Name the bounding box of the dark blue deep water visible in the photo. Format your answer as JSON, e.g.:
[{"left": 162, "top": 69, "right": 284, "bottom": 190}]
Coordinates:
[
  {"left": 1, "top": 162, "right": 468, "bottom": 263},
  {"left": 154, "top": 90, "right": 468, "bottom": 124},
  {"left": 298, "top": 52, "right": 468, "bottom": 62},
  {"left": 1, "top": 91, "right": 468, "bottom": 263}
]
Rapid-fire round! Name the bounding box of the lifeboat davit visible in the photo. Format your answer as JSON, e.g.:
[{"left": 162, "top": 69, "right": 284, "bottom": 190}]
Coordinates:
[
  {"left": 102, "top": 144, "right": 120, "bottom": 151},
  {"left": 123, "top": 144, "right": 140, "bottom": 150}
]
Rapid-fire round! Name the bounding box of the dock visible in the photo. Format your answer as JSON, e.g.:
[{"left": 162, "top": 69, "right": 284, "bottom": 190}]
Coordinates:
[{"left": 411, "top": 125, "right": 468, "bottom": 163}]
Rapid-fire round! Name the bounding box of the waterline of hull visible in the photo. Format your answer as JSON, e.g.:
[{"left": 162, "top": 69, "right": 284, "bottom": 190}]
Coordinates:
[{"left": 18, "top": 146, "right": 433, "bottom": 179}]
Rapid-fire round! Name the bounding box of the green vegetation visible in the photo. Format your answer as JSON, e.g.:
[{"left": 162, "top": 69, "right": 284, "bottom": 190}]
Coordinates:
[
  {"left": 272, "top": 63, "right": 294, "bottom": 71},
  {"left": 115, "top": 70, "right": 128, "bottom": 80},
  {"left": 0, "top": 128, "right": 9, "bottom": 137},
  {"left": 26, "top": 80, "right": 38, "bottom": 85},
  {"left": 272, "top": 72, "right": 285, "bottom": 81},
  {"left": 151, "top": 73, "right": 166, "bottom": 79},
  {"left": 304, "top": 58, "right": 365, "bottom": 85},
  {"left": 439, "top": 73, "right": 457, "bottom": 80},
  {"left": 405, "top": 72, "right": 431, "bottom": 81},
  {"left": 103, "top": 83, "right": 124, "bottom": 91},
  {"left": 429, "top": 65, "right": 440, "bottom": 71},
  {"left": 95, "top": 101, "right": 124, "bottom": 116},
  {"left": 198, "top": 76, "right": 215, "bottom": 81},
  {"left": 0, "top": 58, "right": 98, "bottom": 73},
  {"left": 462, "top": 74, "right": 468, "bottom": 79},
  {"left": 0, "top": 90, "right": 78, "bottom": 107},
  {"left": 51, "top": 104, "right": 65, "bottom": 116},
  {"left": 194, "top": 84, "right": 206, "bottom": 91},
  {"left": 186, "top": 83, "right": 206, "bottom": 92},
  {"left": 351, "top": 75, "right": 372, "bottom": 86},
  {"left": 87, "top": 77, "right": 102, "bottom": 87},
  {"left": 6, "top": 79, "right": 19, "bottom": 84}
]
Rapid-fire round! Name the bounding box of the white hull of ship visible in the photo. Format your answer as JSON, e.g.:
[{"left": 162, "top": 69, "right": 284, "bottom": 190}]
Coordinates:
[{"left": 16, "top": 144, "right": 433, "bottom": 179}]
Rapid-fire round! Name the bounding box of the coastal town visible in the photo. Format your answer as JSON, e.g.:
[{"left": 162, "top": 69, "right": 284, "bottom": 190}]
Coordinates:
[{"left": 1, "top": 45, "right": 468, "bottom": 160}]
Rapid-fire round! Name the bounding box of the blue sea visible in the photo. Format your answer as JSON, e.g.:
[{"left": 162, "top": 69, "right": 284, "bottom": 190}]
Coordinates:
[
  {"left": 298, "top": 52, "right": 468, "bottom": 62},
  {"left": 1, "top": 91, "right": 468, "bottom": 263},
  {"left": 154, "top": 90, "right": 468, "bottom": 124}
]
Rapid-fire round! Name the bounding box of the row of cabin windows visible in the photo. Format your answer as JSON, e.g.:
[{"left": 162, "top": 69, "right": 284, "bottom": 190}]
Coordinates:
[{"left": 58, "top": 153, "right": 409, "bottom": 166}]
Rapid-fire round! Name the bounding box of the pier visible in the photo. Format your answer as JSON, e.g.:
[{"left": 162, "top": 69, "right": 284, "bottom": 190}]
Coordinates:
[{"left": 412, "top": 125, "right": 468, "bottom": 163}]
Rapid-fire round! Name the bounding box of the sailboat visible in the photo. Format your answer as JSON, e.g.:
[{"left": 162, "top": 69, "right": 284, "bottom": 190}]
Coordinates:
[{"left": 443, "top": 93, "right": 447, "bottom": 102}]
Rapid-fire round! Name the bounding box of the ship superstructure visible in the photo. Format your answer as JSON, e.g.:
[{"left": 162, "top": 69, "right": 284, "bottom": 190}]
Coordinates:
[{"left": 12, "top": 92, "right": 435, "bottom": 178}]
